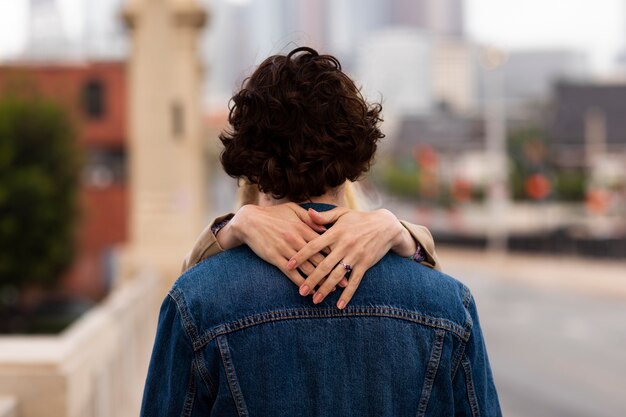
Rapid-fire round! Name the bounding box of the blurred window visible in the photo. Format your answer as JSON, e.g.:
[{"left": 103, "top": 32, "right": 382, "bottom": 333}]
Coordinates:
[
  {"left": 83, "top": 79, "right": 106, "bottom": 119},
  {"left": 83, "top": 148, "right": 127, "bottom": 187},
  {"left": 172, "top": 101, "right": 184, "bottom": 139}
]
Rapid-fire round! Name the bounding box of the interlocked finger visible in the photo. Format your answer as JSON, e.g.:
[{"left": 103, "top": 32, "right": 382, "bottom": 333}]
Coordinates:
[
  {"left": 313, "top": 259, "right": 353, "bottom": 304},
  {"left": 298, "top": 261, "right": 316, "bottom": 278},
  {"left": 336, "top": 265, "right": 366, "bottom": 309},
  {"left": 297, "top": 247, "right": 344, "bottom": 297}
]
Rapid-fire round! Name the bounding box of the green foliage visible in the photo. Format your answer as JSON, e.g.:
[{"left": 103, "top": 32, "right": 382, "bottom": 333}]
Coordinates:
[
  {"left": 372, "top": 157, "right": 420, "bottom": 198},
  {"left": 0, "top": 97, "right": 81, "bottom": 291},
  {"left": 554, "top": 170, "right": 586, "bottom": 201},
  {"left": 508, "top": 127, "right": 587, "bottom": 202},
  {"left": 508, "top": 127, "right": 549, "bottom": 201}
]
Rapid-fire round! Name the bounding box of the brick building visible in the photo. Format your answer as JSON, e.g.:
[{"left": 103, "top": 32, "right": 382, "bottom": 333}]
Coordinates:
[{"left": 0, "top": 61, "right": 128, "bottom": 299}]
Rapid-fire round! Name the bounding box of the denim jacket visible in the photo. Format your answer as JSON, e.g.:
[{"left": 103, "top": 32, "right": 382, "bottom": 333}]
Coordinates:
[{"left": 140, "top": 203, "right": 501, "bottom": 417}]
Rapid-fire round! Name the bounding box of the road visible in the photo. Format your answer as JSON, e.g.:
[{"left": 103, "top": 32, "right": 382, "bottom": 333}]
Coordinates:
[{"left": 446, "top": 259, "right": 626, "bottom": 417}]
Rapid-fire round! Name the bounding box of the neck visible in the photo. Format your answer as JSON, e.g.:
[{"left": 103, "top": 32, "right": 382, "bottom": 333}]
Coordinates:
[{"left": 258, "top": 185, "right": 346, "bottom": 207}]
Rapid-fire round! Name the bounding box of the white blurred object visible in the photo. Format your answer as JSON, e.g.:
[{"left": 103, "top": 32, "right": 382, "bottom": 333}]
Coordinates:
[{"left": 357, "top": 28, "right": 433, "bottom": 115}]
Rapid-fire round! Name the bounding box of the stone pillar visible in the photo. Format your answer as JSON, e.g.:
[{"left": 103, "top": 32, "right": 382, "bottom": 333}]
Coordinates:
[{"left": 123, "top": 0, "right": 208, "bottom": 280}]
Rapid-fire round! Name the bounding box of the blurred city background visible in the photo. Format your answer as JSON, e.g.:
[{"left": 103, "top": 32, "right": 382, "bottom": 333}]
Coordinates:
[{"left": 0, "top": 0, "right": 625, "bottom": 416}]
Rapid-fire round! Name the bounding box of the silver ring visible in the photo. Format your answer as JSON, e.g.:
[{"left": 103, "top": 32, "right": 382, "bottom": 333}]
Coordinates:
[{"left": 338, "top": 260, "right": 352, "bottom": 272}]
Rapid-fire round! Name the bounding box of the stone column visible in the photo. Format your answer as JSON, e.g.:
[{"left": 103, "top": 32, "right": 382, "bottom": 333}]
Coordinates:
[{"left": 122, "top": 0, "right": 208, "bottom": 281}]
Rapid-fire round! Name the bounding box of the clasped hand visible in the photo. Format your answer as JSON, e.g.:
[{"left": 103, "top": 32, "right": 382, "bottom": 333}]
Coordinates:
[{"left": 219, "top": 203, "right": 416, "bottom": 309}]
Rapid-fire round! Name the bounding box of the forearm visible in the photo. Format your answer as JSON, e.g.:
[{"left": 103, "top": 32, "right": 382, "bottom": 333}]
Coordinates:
[
  {"left": 215, "top": 220, "right": 240, "bottom": 250},
  {"left": 180, "top": 213, "right": 234, "bottom": 274},
  {"left": 391, "top": 224, "right": 418, "bottom": 258}
]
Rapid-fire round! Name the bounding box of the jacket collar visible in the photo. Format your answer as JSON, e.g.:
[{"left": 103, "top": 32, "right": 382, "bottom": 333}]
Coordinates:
[{"left": 298, "top": 202, "right": 337, "bottom": 213}]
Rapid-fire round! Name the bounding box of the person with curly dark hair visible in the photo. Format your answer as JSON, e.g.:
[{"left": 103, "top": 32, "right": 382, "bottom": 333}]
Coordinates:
[
  {"left": 220, "top": 47, "right": 382, "bottom": 203},
  {"left": 141, "top": 47, "right": 501, "bottom": 417},
  {"left": 180, "top": 47, "right": 442, "bottom": 307}
]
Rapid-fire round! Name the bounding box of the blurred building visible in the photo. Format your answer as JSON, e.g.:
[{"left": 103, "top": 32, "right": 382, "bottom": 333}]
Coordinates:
[
  {"left": 390, "top": 111, "right": 488, "bottom": 190},
  {"left": 498, "top": 50, "right": 590, "bottom": 118},
  {"left": 393, "top": 112, "right": 485, "bottom": 154},
  {"left": 0, "top": 0, "right": 130, "bottom": 299},
  {"left": 357, "top": 28, "right": 433, "bottom": 115},
  {"left": 0, "top": 61, "right": 128, "bottom": 298},
  {"left": 432, "top": 36, "right": 477, "bottom": 114},
  {"left": 0, "top": 0, "right": 208, "bottom": 415},
  {"left": 201, "top": 0, "right": 467, "bottom": 109},
  {"left": 550, "top": 82, "right": 626, "bottom": 171},
  {"left": 388, "top": 0, "right": 464, "bottom": 38}
]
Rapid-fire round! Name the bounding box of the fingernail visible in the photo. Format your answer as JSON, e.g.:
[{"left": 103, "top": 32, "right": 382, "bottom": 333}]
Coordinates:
[
  {"left": 337, "top": 299, "right": 346, "bottom": 309},
  {"left": 339, "top": 278, "right": 348, "bottom": 287},
  {"left": 313, "top": 293, "right": 323, "bottom": 304},
  {"left": 287, "top": 259, "right": 297, "bottom": 269},
  {"left": 309, "top": 208, "right": 319, "bottom": 214},
  {"left": 299, "top": 285, "right": 310, "bottom": 296}
]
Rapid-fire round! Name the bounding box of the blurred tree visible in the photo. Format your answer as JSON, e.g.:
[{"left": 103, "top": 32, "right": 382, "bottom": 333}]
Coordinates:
[
  {"left": 554, "top": 170, "right": 586, "bottom": 201},
  {"left": 373, "top": 157, "right": 420, "bottom": 198},
  {"left": 508, "top": 127, "right": 552, "bottom": 201},
  {"left": 0, "top": 97, "right": 81, "bottom": 294}
]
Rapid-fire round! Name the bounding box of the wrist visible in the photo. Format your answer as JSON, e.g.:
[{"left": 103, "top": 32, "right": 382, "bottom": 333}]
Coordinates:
[
  {"left": 217, "top": 206, "right": 253, "bottom": 250},
  {"left": 216, "top": 221, "right": 240, "bottom": 250},
  {"left": 379, "top": 210, "right": 416, "bottom": 257},
  {"left": 392, "top": 226, "right": 417, "bottom": 257}
]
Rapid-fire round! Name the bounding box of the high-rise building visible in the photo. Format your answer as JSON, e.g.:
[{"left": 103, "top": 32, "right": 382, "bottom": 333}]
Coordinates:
[
  {"left": 388, "top": 0, "right": 464, "bottom": 38},
  {"left": 357, "top": 28, "right": 432, "bottom": 115},
  {"left": 500, "top": 50, "right": 590, "bottom": 113},
  {"left": 199, "top": 0, "right": 467, "bottom": 110},
  {"left": 201, "top": 0, "right": 337, "bottom": 108},
  {"left": 431, "top": 37, "right": 476, "bottom": 114}
]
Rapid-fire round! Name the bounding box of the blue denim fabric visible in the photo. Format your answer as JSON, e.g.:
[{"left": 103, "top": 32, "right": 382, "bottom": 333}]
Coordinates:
[{"left": 140, "top": 203, "right": 502, "bottom": 417}]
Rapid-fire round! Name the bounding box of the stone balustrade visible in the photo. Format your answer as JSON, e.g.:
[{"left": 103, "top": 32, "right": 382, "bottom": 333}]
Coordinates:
[
  {"left": 0, "top": 268, "right": 165, "bottom": 417},
  {"left": 0, "top": 398, "right": 16, "bottom": 417}
]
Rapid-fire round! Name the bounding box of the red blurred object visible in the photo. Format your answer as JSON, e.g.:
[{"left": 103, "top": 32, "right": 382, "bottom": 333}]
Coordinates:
[
  {"left": 524, "top": 174, "right": 551, "bottom": 200},
  {"left": 452, "top": 177, "right": 473, "bottom": 203},
  {"left": 413, "top": 144, "right": 439, "bottom": 199},
  {"left": 585, "top": 188, "right": 610, "bottom": 215},
  {"left": 413, "top": 143, "right": 439, "bottom": 168}
]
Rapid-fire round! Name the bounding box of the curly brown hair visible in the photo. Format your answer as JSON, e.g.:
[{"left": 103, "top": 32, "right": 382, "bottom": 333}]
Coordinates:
[{"left": 219, "top": 46, "right": 384, "bottom": 202}]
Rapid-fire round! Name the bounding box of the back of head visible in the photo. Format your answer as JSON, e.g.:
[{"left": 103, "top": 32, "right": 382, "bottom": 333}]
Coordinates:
[{"left": 219, "top": 47, "right": 385, "bottom": 203}]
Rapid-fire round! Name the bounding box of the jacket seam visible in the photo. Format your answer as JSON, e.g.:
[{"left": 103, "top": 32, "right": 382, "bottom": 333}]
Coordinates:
[
  {"left": 169, "top": 289, "right": 200, "bottom": 342},
  {"left": 194, "top": 350, "right": 217, "bottom": 401},
  {"left": 169, "top": 289, "right": 218, "bottom": 393},
  {"left": 462, "top": 285, "right": 472, "bottom": 310},
  {"left": 461, "top": 354, "right": 481, "bottom": 417},
  {"left": 451, "top": 341, "right": 466, "bottom": 380},
  {"left": 216, "top": 335, "right": 249, "bottom": 417},
  {"left": 193, "top": 306, "right": 470, "bottom": 351},
  {"left": 416, "top": 330, "right": 446, "bottom": 417},
  {"left": 462, "top": 286, "right": 474, "bottom": 336},
  {"left": 180, "top": 361, "right": 196, "bottom": 417}
]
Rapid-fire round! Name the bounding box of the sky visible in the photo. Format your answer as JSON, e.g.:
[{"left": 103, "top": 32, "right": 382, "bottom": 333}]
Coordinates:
[
  {"left": 466, "top": 0, "right": 625, "bottom": 72},
  {"left": 0, "top": 0, "right": 624, "bottom": 73}
]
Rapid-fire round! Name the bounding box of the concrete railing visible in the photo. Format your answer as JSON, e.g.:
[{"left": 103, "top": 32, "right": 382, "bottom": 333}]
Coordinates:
[
  {"left": 0, "top": 268, "right": 164, "bottom": 417},
  {"left": 0, "top": 398, "right": 16, "bottom": 417}
]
